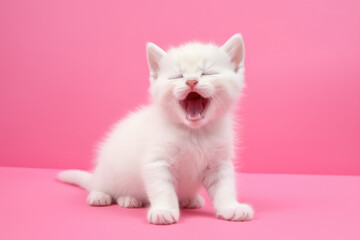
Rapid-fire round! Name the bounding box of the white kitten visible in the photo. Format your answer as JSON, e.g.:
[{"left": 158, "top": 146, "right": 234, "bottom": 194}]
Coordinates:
[{"left": 58, "top": 34, "right": 254, "bottom": 225}]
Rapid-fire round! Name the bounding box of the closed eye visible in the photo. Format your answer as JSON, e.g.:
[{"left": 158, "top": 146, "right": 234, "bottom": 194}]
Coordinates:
[
  {"left": 169, "top": 74, "right": 183, "bottom": 80},
  {"left": 201, "top": 71, "right": 218, "bottom": 76}
]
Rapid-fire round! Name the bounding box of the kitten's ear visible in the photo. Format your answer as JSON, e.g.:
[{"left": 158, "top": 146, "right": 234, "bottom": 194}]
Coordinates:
[
  {"left": 146, "top": 42, "right": 166, "bottom": 80},
  {"left": 221, "top": 33, "right": 245, "bottom": 72}
]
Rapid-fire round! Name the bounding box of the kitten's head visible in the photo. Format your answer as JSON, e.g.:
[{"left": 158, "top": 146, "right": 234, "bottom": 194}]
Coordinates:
[{"left": 147, "top": 34, "right": 245, "bottom": 128}]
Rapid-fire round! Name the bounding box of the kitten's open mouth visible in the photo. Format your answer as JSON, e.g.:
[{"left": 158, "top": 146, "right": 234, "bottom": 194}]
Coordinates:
[{"left": 179, "top": 92, "right": 210, "bottom": 121}]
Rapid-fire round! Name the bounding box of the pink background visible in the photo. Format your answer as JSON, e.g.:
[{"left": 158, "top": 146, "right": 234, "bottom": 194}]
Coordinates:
[{"left": 0, "top": 0, "right": 359, "bottom": 175}]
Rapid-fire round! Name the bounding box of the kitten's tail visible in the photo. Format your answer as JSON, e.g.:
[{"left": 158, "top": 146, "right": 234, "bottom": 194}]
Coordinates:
[{"left": 57, "top": 170, "right": 92, "bottom": 191}]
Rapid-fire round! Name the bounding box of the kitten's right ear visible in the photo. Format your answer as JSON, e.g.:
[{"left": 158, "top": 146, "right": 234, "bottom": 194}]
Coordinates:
[{"left": 146, "top": 42, "right": 166, "bottom": 80}]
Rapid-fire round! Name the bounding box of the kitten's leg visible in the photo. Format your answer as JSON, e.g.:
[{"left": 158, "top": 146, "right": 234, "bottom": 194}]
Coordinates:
[
  {"left": 143, "top": 161, "right": 179, "bottom": 225},
  {"left": 203, "top": 160, "right": 253, "bottom": 221},
  {"left": 116, "top": 196, "right": 143, "bottom": 208},
  {"left": 87, "top": 191, "right": 112, "bottom": 206},
  {"left": 179, "top": 194, "right": 205, "bottom": 209}
]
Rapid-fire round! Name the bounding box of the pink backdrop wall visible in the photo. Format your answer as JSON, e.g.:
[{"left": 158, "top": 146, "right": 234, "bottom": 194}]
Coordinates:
[{"left": 1, "top": 0, "right": 359, "bottom": 175}]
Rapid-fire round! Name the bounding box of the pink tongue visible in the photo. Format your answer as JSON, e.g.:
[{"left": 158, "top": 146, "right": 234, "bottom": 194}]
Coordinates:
[{"left": 187, "top": 99, "right": 203, "bottom": 118}]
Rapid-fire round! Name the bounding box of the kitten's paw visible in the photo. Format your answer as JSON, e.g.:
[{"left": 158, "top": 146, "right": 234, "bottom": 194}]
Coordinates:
[
  {"left": 87, "top": 191, "right": 112, "bottom": 206},
  {"left": 117, "top": 196, "right": 143, "bottom": 208},
  {"left": 179, "top": 195, "right": 205, "bottom": 209},
  {"left": 147, "top": 208, "right": 179, "bottom": 225},
  {"left": 217, "top": 203, "right": 254, "bottom": 221}
]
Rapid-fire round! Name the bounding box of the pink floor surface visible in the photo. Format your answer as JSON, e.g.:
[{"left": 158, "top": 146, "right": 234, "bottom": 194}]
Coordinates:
[{"left": 1, "top": 167, "right": 359, "bottom": 240}]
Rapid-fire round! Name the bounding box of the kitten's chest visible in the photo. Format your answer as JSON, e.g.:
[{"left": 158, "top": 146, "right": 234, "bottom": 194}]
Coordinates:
[
  {"left": 172, "top": 133, "right": 227, "bottom": 176},
  {"left": 170, "top": 134, "right": 227, "bottom": 196}
]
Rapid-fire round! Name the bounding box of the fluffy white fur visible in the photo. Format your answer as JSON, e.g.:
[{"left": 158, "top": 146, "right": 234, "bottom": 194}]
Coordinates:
[{"left": 58, "top": 34, "right": 254, "bottom": 225}]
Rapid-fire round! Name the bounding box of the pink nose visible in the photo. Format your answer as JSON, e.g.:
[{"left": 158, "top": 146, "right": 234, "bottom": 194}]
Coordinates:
[{"left": 186, "top": 80, "right": 198, "bottom": 89}]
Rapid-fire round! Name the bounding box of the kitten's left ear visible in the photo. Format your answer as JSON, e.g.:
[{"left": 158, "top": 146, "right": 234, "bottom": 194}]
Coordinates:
[
  {"left": 221, "top": 33, "right": 245, "bottom": 72},
  {"left": 146, "top": 42, "right": 166, "bottom": 80}
]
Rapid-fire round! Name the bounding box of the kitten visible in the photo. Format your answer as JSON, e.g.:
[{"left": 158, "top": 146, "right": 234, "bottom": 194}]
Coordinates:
[{"left": 58, "top": 34, "right": 254, "bottom": 225}]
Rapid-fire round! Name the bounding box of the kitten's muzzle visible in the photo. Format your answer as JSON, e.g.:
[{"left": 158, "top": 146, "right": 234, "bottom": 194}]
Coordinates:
[{"left": 179, "top": 92, "right": 210, "bottom": 121}]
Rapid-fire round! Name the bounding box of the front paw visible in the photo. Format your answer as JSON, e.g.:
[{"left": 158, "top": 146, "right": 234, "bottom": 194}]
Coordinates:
[
  {"left": 147, "top": 208, "right": 179, "bottom": 225},
  {"left": 217, "top": 203, "right": 254, "bottom": 221}
]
